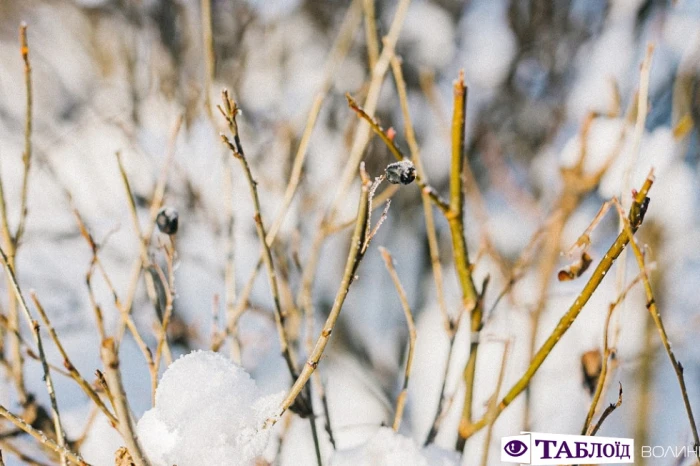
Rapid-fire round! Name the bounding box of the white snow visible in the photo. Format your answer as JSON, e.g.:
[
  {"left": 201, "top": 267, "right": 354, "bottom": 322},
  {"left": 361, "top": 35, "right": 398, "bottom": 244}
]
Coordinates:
[
  {"left": 330, "top": 426, "right": 459, "bottom": 466},
  {"left": 136, "top": 351, "right": 284, "bottom": 466}
]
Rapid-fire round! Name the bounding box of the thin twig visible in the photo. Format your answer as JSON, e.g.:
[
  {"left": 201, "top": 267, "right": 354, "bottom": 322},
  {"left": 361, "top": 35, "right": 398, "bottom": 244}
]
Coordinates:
[
  {"left": 451, "top": 72, "right": 482, "bottom": 452},
  {"left": 345, "top": 95, "right": 449, "bottom": 213},
  {"left": 276, "top": 164, "right": 376, "bottom": 419},
  {"left": 459, "top": 172, "right": 655, "bottom": 440},
  {"left": 362, "top": 0, "right": 379, "bottom": 70},
  {"left": 219, "top": 90, "right": 298, "bottom": 378},
  {"left": 524, "top": 111, "right": 625, "bottom": 430},
  {"left": 612, "top": 197, "right": 700, "bottom": 450},
  {"left": 590, "top": 383, "right": 623, "bottom": 436},
  {"left": 581, "top": 269, "right": 645, "bottom": 435},
  {"left": 389, "top": 55, "right": 450, "bottom": 331},
  {"left": 229, "top": 0, "right": 365, "bottom": 347},
  {"left": 201, "top": 0, "right": 215, "bottom": 119},
  {"left": 423, "top": 315, "right": 463, "bottom": 446},
  {"left": 16, "top": 22, "right": 32, "bottom": 245},
  {"left": 114, "top": 115, "right": 182, "bottom": 345},
  {"left": 0, "top": 406, "right": 87, "bottom": 466},
  {"left": 100, "top": 338, "right": 149, "bottom": 466},
  {"left": 378, "top": 247, "right": 416, "bottom": 432},
  {"left": 0, "top": 440, "right": 53, "bottom": 466},
  {"left": 30, "top": 293, "right": 117, "bottom": 425},
  {"left": 328, "top": 0, "right": 411, "bottom": 223},
  {"left": 0, "top": 22, "right": 36, "bottom": 407},
  {"left": 220, "top": 91, "right": 325, "bottom": 464},
  {"left": 480, "top": 340, "right": 511, "bottom": 466},
  {"left": 30, "top": 318, "right": 67, "bottom": 465}
]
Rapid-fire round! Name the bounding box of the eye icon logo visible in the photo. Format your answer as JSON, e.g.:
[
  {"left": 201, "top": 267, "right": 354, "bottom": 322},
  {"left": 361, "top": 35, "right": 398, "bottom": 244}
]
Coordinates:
[{"left": 504, "top": 440, "right": 528, "bottom": 457}]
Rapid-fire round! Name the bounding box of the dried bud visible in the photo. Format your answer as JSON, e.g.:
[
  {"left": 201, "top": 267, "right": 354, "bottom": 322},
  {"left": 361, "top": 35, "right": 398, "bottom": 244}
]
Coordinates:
[
  {"left": 558, "top": 251, "right": 592, "bottom": 281},
  {"left": 156, "top": 207, "right": 179, "bottom": 235},
  {"left": 385, "top": 160, "right": 416, "bottom": 185},
  {"left": 581, "top": 349, "right": 602, "bottom": 396}
]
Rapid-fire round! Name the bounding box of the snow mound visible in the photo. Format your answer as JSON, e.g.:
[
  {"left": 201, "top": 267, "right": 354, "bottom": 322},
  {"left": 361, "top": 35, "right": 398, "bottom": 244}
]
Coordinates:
[
  {"left": 136, "top": 351, "right": 284, "bottom": 466},
  {"left": 330, "top": 427, "right": 459, "bottom": 466}
]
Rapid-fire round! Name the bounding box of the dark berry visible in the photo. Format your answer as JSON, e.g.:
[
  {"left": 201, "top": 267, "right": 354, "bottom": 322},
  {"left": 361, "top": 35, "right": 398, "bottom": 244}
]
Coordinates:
[
  {"left": 385, "top": 160, "right": 416, "bottom": 185},
  {"left": 156, "top": 207, "right": 179, "bottom": 235}
]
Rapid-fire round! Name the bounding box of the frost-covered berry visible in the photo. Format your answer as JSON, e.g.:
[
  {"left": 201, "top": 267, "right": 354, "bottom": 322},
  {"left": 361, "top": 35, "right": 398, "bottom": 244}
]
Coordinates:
[
  {"left": 156, "top": 207, "right": 179, "bottom": 235},
  {"left": 385, "top": 160, "right": 416, "bottom": 185}
]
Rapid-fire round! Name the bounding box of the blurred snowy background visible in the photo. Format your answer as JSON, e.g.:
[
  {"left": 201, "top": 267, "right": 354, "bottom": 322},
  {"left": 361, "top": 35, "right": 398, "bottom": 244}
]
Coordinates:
[{"left": 0, "top": 0, "right": 700, "bottom": 464}]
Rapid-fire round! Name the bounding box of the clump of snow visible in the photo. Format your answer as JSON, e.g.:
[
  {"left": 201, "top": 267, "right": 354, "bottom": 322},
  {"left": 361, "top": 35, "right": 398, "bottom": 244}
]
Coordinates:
[
  {"left": 330, "top": 427, "right": 459, "bottom": 466},
  {"left": 136, "top": 351, "right": 284, "bottom": 466}
]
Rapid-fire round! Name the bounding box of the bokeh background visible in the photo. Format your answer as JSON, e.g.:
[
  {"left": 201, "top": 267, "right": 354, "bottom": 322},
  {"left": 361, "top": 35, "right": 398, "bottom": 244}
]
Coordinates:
[{"left": 0, "top": 0, "right": 700, "bottom": 464}]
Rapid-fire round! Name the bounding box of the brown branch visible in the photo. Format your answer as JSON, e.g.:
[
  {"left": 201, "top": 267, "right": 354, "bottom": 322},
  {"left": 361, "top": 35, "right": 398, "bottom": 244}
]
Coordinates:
[
  {"left": 100, "top": 339, "right": 149, "bottom": 466},
  {"left": 581, "top": 263, "right": 647, "bottom": 435},
  {"left": 0, "top": 406, "right": 87, "bottom": 466},
  {"left": 219, "top": 90, "right": 298, "bottom": 379},
  {"left": 459, "top": 171, "right": 655, "bottom": 440},
  {"left": 346, "top": 94, "right": 450, "bottom": 213},
  {"left": 389, "top": 54, "right": 450, "bottom": 331},
  {"left": 378, "top": 247, "right": 416, "bottom": 432},
  {"left": 30, "top": 318, "right": 67, "bottom": 465},
  {"left": 452, "top": 71, "right": 481, "bottom": 452},
  {"left": 612, "top": 198, "right": 700, "bottom": 450},
  {"left": 276, "top": 164, "right": 376, "bottom": 419},
  {"left": 590, "top": 383, "right": 623, "bottom": 436},
  {"left": 16, "top": 22, "right": 32, "bottom": 245},
  {"left": 30, "top": 293, "right": 117, "bottom": 426},
  {"left": 480, "top": 340, "right": 511, "bottom": 466}
]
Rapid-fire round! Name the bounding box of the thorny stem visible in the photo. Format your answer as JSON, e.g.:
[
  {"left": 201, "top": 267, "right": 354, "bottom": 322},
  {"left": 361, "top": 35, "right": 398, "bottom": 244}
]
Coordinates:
[
  {"left": 276, "top": 165, "right": 374, "bottom": 419},
  {"left": 459, "top": 172, "right": 655, "bottom": 440},
  {"left": 100, "top": 338, "right": 149, "bottom": 466},
  {"left": 0, "top": 405, "right": 88, "bottom": 466},
  {"left": 378, "top": 247, "right": 416, "bottom": 432}
]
